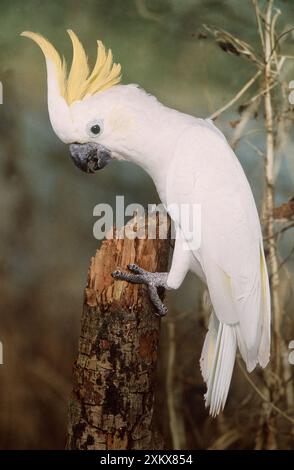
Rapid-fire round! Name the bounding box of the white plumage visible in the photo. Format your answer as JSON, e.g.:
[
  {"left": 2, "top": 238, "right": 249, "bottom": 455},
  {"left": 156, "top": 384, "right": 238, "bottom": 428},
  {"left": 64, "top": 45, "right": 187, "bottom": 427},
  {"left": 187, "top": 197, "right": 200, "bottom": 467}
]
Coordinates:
[{"left": 164, "top": 118, "right": 270, "bottom": 415}]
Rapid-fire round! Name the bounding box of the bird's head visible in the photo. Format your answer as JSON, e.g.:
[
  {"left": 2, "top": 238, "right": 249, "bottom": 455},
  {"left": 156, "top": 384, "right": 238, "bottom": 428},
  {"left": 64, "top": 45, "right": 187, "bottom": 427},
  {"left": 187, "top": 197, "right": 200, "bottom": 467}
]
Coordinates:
[{"left": 21, "top": 30, "right": 135, "bottom": 174}]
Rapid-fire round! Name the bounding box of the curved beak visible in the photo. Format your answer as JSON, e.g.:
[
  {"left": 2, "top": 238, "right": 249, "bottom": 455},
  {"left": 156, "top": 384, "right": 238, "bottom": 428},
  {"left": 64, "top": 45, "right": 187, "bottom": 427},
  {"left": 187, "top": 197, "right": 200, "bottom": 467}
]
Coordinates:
[{"left": 69, "top": 142, "right": 112, "bottom": 174}]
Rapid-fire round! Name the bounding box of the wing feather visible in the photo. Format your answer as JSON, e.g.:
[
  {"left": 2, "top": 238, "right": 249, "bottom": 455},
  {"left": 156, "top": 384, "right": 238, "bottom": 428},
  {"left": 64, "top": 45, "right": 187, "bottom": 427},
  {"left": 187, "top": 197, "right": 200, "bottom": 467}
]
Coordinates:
[{"left": 166, "top": 121, "right": 270, "bottom": 369}]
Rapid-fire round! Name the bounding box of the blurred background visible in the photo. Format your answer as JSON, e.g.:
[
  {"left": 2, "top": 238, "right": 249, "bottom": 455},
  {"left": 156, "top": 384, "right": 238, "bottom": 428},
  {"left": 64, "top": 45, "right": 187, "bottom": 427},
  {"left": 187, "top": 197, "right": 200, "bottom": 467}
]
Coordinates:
[{"left": 0, "top": 0, "right": 293, "bottom": 449}]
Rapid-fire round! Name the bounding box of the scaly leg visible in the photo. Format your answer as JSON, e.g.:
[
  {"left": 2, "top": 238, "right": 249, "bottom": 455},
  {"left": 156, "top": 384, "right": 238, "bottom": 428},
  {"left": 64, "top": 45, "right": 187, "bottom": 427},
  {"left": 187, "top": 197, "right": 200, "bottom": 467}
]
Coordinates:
[{"left": 112, "top": 263, "right": 168, "bottom": 316}]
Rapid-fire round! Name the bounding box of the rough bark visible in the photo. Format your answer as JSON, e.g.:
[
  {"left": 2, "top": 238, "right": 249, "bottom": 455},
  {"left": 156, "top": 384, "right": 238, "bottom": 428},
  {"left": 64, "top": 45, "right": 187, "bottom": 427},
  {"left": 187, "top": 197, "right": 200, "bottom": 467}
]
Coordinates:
[{"left": 66, "top": 212, "right": 170, "bottom": 450}]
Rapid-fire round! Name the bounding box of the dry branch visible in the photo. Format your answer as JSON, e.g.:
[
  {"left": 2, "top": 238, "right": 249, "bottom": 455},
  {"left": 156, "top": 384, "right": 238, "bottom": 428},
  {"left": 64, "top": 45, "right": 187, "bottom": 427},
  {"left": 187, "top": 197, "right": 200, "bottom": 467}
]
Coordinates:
[{"left": 66, "top": 212, "right": 170, "bottom": 450}]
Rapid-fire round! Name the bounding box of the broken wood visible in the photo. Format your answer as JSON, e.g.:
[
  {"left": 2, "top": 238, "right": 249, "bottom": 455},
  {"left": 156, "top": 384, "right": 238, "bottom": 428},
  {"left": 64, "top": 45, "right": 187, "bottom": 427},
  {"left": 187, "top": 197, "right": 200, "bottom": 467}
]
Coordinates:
[{"left": 66, "top": 212, "right": 170, "bottom": 450}]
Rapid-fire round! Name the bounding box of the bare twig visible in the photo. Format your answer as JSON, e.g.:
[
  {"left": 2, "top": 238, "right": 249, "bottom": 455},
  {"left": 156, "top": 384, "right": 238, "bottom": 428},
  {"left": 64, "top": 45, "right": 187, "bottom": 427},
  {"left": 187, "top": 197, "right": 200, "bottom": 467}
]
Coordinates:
[
  {"left": 208, "top": 70, "right": 261, "bottom": 120},
  {"left": 134, "top": 0, "right": 163, "bottom": 24},
  {"left": 263, "top": 0, "right": 282, "bottom": 381},
  {"left": 237, "top": 359, "right": 294, "bottom": 426},
  {"left": 262, "top": 222, "right": 294, "bottom": 244},
  {"left": 230, "top": 99, "right": 260, "bottom": 149},
  {"left": 166, "top": 321, "right": 186, "bottom": 450},
  {"left": 270, "top": 7, "right": 281, "bottom": 69},
  {"left": 247, "top": 79, "right": 278, "bottom": 105},
  {"left": 278, "top": 244, "right": 294, "bottom": 271},
  {"left": 269, "top": 27, "right": 294, "bottom": 62},
  {"left": 204, "top": 25, "right": 263, "bottom": 68},
  {"left": 245, "top": 139, "right": 265, "bottom": 158},
  {"left": 252, "top": 0, "right": 265, "bottom": 53}
]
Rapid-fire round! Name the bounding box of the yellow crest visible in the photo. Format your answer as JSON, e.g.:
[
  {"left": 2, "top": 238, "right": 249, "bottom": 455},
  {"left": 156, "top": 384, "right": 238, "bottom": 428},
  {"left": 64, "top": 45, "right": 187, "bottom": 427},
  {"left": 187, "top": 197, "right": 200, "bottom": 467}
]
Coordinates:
[{"left": 21, "top": 30, "right": 122, "bottom": 105}]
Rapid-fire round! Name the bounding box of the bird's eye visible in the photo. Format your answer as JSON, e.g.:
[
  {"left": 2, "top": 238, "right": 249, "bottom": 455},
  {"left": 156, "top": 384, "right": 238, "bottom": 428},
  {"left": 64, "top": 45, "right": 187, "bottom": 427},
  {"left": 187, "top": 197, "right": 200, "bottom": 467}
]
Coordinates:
[
  {"left": 91, "top": 124, "right": 101, "bottom": 135},
  {"left": 87, "top": 120, "right": 104, "bottom": 138}
]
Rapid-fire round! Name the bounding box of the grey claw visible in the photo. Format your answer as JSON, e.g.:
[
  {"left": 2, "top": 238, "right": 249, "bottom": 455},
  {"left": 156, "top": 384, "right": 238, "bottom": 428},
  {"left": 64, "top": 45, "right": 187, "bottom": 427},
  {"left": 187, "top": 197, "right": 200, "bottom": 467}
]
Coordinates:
[
  {"left": 148, "top": 284, "right": 168, "bottom": 317},
  {"left": 112, "top": 268, "right": 145, "bottom": 284},
  {"left": 127, "top": 263, "right": 145, "bottom": 274},
  {"left": 112, "top": 270, "right": 123, "bottom": 279},
  {"left": 154, "top": 304, "right": 168, "bottom": 317}
]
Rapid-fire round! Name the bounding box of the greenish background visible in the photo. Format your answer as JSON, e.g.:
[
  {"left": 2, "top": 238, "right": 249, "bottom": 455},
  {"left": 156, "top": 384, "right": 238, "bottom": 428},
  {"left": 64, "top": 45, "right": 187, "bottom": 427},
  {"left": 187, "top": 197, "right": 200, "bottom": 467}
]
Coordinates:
[{"left": 0, "top": 0, "right": 293, "bottom": 449}]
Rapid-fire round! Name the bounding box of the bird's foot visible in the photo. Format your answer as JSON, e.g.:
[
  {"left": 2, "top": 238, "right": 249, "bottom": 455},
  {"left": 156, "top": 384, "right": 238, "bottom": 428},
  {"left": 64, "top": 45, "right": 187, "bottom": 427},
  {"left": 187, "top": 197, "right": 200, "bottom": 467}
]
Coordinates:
[{"left": 112, "top": 263, "right": 168, "bottom": 317}]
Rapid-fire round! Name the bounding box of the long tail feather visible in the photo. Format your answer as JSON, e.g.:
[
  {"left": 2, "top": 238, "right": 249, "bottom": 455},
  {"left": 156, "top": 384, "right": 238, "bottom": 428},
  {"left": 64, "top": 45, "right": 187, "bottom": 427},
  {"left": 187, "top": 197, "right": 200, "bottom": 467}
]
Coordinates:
[{"left": 200, "top": 314, "right": 236, "bottom": 417}]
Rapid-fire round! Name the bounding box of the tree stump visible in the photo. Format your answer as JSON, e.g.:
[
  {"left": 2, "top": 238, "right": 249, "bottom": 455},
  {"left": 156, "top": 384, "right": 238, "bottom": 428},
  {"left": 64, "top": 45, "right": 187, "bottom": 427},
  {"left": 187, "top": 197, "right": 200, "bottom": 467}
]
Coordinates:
[{"left": 66, "top": 212, "right": 170, "bottom": 450}]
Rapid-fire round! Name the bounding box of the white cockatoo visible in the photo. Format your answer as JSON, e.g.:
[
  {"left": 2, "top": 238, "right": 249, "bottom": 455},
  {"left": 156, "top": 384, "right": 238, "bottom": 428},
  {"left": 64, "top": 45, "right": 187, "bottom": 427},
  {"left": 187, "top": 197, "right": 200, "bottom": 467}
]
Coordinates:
[{"left": 22, "top": 30, "right": 271, "bottom": 416}]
